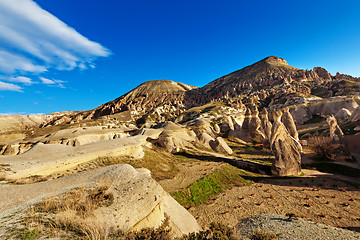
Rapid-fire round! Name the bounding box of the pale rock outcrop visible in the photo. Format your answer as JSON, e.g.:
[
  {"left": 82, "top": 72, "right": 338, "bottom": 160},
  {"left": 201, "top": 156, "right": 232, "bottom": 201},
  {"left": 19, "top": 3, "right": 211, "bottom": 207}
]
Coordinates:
[
  {"left": 209, "top": 137, "right": 233, "bottom": 154},
  {"left": 326, "top": 116, "right": 351, "bottom": 158},
  {"left": 154, "top": 122, "right": 197, "bottom": 153},
  {"left": 260, "top": 108, "right": 272, "bottom": 140},
  {"left": 281, "top": 107, "right": 299, "bottom": 140},
  {"left": 197, "top": 132, "right": 215, "bottom": 148},
  {"left": 242, "top": 108, "right": 252, "bottom": 130},
  {"left": 219, "top": 116, "right": 234, "bottom": 133},
  {"left": 249, "top": 107, "right": 265, "bottom": 141},
  {"left": 327, "top": 115, "right": 347, "bottom": 143},
  {"left": 0, "top": 164, "right": 201, "bottom": 238},
  {"left": 290, "top": 106, "right": 313, "bottom": 125},
  {"left": 270, "top": 111, "right": 302, "bottom": 176},
  {"left": 335, "top": 108, "right": 352, "bottom": 120},
  {"left": 350, "top": 105, "right": 360, "bottom": 122},
  {"left": 213, "top": 123, "right": 221, "bottom": 134},
  {"left": 187, "top": 119, "right": 216, "bottom": 138}
]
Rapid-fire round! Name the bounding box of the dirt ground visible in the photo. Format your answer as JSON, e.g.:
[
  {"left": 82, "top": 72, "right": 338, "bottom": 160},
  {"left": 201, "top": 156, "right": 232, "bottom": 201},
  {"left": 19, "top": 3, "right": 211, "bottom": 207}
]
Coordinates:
[
  {"left": 159, "top": 160, "right": 225, "bottom": 193},
  {"left": 187, "top": 172, "right": 360, "bottom": 232}
]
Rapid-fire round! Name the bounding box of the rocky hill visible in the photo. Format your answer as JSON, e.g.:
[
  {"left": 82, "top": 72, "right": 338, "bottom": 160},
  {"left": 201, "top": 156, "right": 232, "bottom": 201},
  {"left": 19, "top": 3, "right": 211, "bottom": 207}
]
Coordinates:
[
  {"left": 42, "top": 80, "right": 197, "bottom": 127},
  {"left": 185, "top": 56, "right": 360, "bottom": 108},
  {"left": 41, "top": 57, "right": 360, "bottom": 128}
]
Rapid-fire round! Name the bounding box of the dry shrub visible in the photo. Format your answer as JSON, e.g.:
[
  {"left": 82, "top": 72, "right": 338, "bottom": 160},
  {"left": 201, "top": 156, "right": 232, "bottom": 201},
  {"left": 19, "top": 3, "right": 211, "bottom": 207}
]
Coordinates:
[
  {"left": 179, "top": 222, "right": 235, "bottom": 240},
  {"left": 35, "top": 185, "right": 113, "bottom": 217},
  {"left": 250, "top": 230, "right": 278, "bottom": 240},
  {"left": 56, "top": 210, "right": 109, "bottom": 240},
  {"left": 27, "top": 182, "right": 113, "bottom": 239},
  {"left": 111, "top": 216, "right": 171, "bottom": 240},
  {"left": 308, "top": 135, "right": 332, "bottom": 159}
]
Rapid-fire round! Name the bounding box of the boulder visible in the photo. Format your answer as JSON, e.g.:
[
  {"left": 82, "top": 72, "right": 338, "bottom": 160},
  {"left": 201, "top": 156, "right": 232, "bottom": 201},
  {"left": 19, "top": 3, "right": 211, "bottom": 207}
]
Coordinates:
[
  {"left": 197, "top": 132, "right": 215, "bottom": 148},
  {"left": 350, "top": 105, "right": 360, "bottom": 122},
  {"left": 270, "top": 111, "right": 302, "bottom": 176},
  {"left": 209, "top": 137, "right": 233, "bottom": 154},
  {"left": 335, "top": 108, "right": 352, "bottom": 120},
  {"left": 154, "top": 122, "right": 197, "bottom": 153},
  {"left": 219, "top": 116, "right": 234, "bottom": 133}
]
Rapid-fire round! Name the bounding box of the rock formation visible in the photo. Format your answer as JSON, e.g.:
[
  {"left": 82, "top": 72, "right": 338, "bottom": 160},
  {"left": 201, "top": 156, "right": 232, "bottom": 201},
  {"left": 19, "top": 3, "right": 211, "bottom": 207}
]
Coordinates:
[
  {"left": 260, "top": 108, "right": 272, "bottom": 140},
  {"left": 281, "top": 107, "right": 299, "bottom": 140},
  {"left": 326, "top": 115, "right": 351, "bottom": 159},
  {"left": 242, "top": 108, "right": 252, "bottom": 130},
  {"left": 0, "top": 164, "right": 202, "bottom": 238},
  {"left": 350, "top": 105, "right": 360, "bottom": 122},
  {"left": 209, "top": 137, "right": 233, "bottom": 155},
  {"left": 270, "top": 111, "right": 302, "bottom": 176},
  {"left": 335, "top": 108, "right": 352, "bottom": 120},
  {"left": 153, "top": 122, "right": 197, "bottom": 153},
  {"left": 249, "top": 106, "right": 265, "bottom": 141}
]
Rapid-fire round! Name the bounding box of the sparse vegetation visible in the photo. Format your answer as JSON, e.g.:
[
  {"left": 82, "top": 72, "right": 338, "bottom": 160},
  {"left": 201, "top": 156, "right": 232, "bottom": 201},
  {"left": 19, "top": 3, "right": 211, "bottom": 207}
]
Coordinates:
[
  {"left": 172, "top": 164, "right": 252, "bottom": 206},
  {"left": 18, "top": 182, "right": 114, "bottom": 239},
  {"left": 308, "top": 135, "right": 332, "bottom": 160},
  {"left": 250, "top": 230, "right": 278, "bottom": 240},
  {"left": 178, "top": 222, "right": 235, "bottom": 240}
]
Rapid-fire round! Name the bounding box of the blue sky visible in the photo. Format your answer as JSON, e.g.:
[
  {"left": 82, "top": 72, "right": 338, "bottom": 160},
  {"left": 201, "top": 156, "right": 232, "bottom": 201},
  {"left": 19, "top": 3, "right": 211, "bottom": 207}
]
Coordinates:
[{"left": 1, "top": 0, "right": 360, "bottom": 114}]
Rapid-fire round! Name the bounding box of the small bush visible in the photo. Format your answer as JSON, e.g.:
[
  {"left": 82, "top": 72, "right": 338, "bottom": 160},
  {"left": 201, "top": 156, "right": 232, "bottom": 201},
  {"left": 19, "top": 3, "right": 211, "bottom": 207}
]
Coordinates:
[
  {"left": 179, "top": 222, "right": 235, "bottom": 240},
  {"left": 250, "top": 230, "right": 278, "bottom": 240},
  {"left": 308, "top": 136, "right": 332, "bottom": 160}
]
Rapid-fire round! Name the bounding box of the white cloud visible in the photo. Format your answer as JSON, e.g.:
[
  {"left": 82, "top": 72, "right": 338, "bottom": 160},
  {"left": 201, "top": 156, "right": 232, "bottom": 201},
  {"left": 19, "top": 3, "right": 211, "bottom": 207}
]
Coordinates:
[
  {"left": 40, "top": 77, "right": 55, "bottom": 85},
  {"left": 8, "top": 76, "right": 35, "bottom": 85},
  {"left": 0, "top": 0, "right": 111, "bottom": 75},
  {"left": 0, "top": 81, "right": 22, "bottom": 91},
  {"left": 39, "top": 77, "right": 66, "bottom": 88}
]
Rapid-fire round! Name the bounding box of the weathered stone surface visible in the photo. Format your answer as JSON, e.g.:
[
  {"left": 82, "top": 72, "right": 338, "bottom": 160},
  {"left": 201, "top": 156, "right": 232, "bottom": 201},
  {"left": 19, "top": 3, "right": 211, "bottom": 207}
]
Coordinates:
[
  {"left": 242, "top": 108, "right": 252, "bottom": 130},
  {"left": 219, "top": 116, "right": 234, "bottom": 133},
  {"left": 249, "top": 107, "right": 265, "bottom": 141},
  {"left": 350, "top": 105, "right": 360, "bottom": 122},
  {"left": 260, "top": 108, "right": 272, "bottom": 140},
  {"left": 154, "top": 122, "right": 197, "bottom": 153},
  {"left": 281, "top": 107, "right": 299, "bottom": 140},
  {"left": 0, "top": 164, "right": 201, "bottom": 238},
  {"left": 270, "top": 111, "right": 302, "bottom": 176},
  {"left": 197, "top": 132, "right": 215, "bottom": 148},
  {"left": 335, "top": 108, "right": 351, "bottom": 120},
  {"left": 326, "top": 115, "right": 351, "bottom": 159},
  {"left": 209, "top": 137, "right": 233, "bottom": 154}
]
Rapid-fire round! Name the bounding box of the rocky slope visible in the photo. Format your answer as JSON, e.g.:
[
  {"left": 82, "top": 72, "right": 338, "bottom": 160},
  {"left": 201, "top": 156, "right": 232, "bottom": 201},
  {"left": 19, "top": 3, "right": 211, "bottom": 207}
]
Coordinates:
[
  {"left": 185, "top": 56, "right": 360, "bottom": 108},
  {"left": 42, "top": 80, "right": 197, "bottom": 127}
]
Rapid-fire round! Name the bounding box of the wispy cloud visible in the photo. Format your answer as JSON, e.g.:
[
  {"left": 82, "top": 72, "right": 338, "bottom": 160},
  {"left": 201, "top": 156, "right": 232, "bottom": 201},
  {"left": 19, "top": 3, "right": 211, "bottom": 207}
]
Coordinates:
[
  {"left": 7, "top": 76, "right": 35, "bottom": 85},
  {"left": 0, "top": 81, "right": 23, "bottom": 92},
  {"left": 39, "top": 77, "right": 66, "bottom": 88},
  {"left": 0, "top": 0, "right": 111, "bottom": 76}
]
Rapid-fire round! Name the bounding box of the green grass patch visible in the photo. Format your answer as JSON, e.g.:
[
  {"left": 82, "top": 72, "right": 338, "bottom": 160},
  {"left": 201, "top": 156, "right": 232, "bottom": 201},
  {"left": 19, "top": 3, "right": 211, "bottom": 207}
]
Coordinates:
[
  {"left": 172, "top": 164, "right": 252, "bottom": 206},
  {"left": 20, "top": 229, "right": 41, "bottom": 240}
]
